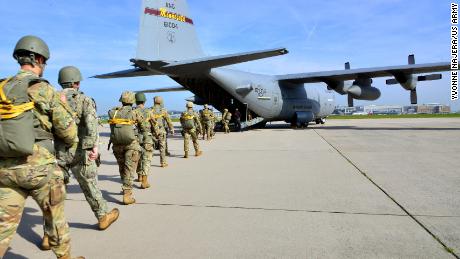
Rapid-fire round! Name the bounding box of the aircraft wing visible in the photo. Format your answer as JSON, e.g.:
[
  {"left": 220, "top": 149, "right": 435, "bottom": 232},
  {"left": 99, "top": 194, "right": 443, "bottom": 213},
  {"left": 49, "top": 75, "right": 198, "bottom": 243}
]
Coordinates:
[
  {"left": 94, "top": 48, "right": 288, "bottom": 78},
  {"left": 131, "top": 48, "right": 288, "bottom": 76},
  {"left": 92, "top": 68, "right": 164, "bottom": 79},
  {"left": 136, "top": 86, "right": 187, "bottom": 93},
  {"left": 276, "top": 62, "right": 450, "bottom": 84}
]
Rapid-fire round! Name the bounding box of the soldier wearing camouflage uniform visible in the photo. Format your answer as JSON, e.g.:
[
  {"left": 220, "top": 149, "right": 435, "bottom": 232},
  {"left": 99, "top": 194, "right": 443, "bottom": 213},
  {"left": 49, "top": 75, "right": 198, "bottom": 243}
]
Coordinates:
[
  {"left": 54, "top": 66, "right": 119, "bottom": 232},
  {"left": 210, "top": 108, "right": 216, "bottom": 138},
  {"left": 180, "top": 102, "right": 203, "bottom": 158},
  {"left": 151, "top": 96, "right": 174, "bottom": 167},
  {"left": 0, "top": 36, "right": 83, "bottom": 259},
  {"left": 108, "top": 91, "right": 145, "bottom": 205},
  {"left": 222, "top": 108, "right": 231, "bottom": 134},
  {"left": 200, "top": 104, "right": 213, "bottom": 141},
  {"left": 134, "top": 92, "right": 158, "bottom": 188}
]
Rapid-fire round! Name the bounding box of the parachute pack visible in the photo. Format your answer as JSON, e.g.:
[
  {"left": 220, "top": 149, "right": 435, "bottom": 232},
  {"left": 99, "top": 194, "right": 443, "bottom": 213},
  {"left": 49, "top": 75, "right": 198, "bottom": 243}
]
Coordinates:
[
  {"left": 108, "top": 107, "right": 136, "bottom": 145},
  {"left": 182, "top": 112, "right": 195, "bottom": 130},
  {"left": 0, "top": 77, "right": 36, "bottom": 157}
]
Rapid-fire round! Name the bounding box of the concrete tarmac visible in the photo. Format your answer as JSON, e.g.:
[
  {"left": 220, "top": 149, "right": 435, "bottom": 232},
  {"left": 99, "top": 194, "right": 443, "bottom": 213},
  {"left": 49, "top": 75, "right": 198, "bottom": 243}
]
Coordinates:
[{"left": 5, "top": 118, "right": 460, "bottom": 259}]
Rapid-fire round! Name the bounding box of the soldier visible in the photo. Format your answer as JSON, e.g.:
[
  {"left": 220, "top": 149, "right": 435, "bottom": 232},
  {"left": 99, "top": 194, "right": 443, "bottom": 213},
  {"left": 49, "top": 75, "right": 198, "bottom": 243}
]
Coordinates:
[
  {"left": 199, "top": 108, "right": 205, "bottom": 139},
  {"left": 234, "top": 108, "right": 242, "bottom": 132},
  {"left": 151, "top": 96, "right": 174, "bottom": 167},
  {"left": 200, "top": 104, "right": 213, "bottom": 141},
  {"left": 209, "top": 108, "right": 216, "bottom": 138},
  {"left": 222, "top": 108, "right": 232, "bottom": 134},
  {"left": 134, "top": 92, "right": 158, "bottom": 188},
  {"left": 180, "top": 102, "right": 203, "bottom": 158},
  {"left": 108, "top": 91, "right": 145, "bottom": 205},
  {"left": 51, "top": 66, "right": 119, "bottom": 237},
  {"left": 0, "top": 36, "right": 83, "bottom": 259}
]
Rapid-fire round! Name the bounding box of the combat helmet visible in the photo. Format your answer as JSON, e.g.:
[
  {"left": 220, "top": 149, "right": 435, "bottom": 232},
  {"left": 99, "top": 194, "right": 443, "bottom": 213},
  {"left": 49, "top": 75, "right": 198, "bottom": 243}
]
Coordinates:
[
  {"left": 13, "top": 35, "right": 50, "bottom": 65},
  {"left": 154, "top": 96, "right": 163, "bottom": 105},
  {"left": 119, "top": 91, "right": 135, "bottom": 104},
  {"left": 58, "top": 66, "right": 83, "bottom": 88},
  {"left": 186, "top": 101, "right": 194, "bottom": 108},
  {"left": 135, "top": 92, "right": 146, "bottom": 103},
  {"left": 204, "top": 104, "right": 208, "bottom": 109},
  {"left": 224, "top": 108, "right": 228, "bottom": 112}
]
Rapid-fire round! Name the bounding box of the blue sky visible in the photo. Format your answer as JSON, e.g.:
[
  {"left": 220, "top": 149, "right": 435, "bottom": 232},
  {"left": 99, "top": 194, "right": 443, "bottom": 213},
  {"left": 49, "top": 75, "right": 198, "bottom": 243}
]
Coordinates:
[{"left": 0, "top": 0, "right": 455, "bottom": 114}]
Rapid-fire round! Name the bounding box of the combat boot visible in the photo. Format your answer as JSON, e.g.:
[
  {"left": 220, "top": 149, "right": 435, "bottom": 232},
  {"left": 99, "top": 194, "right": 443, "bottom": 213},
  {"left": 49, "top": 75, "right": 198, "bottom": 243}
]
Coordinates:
[
  {"left": 195, "top": 150, "right": 203, "bottom": 157},
  {"left": 161, "top": 163, "right": 168, "bottom": 168},
  {"left": 41, "top": 233, "right": 50, "bottom": 250},
  {"left": 141, "top": 175, "right": 151, "bottom": 189},
  {"left": 98, "top": 208, "right": 120, "bottom": 230},
  {"left": 57, "top": 253, "right": 85, "bottom": 259},
  {"left": 184, "top": 151, "right": 189, "bottom": 158},
  {"left": 123, "top": 190, "right": 136, "bottom": 205},
  {"left": 136, "top": 174, "right": 141, "bottom": 182}
]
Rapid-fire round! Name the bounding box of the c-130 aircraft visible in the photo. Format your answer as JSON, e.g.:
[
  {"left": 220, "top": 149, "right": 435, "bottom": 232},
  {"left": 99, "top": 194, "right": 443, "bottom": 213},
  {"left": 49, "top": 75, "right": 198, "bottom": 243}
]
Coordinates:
[{"left": 95, "top": 0, "right": 450, "bottom": 128}]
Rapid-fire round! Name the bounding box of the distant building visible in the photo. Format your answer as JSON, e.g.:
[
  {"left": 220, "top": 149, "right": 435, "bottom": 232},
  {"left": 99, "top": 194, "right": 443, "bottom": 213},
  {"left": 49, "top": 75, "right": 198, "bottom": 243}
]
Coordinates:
[
  {"left": 364, "top": 105, "right": 403, "bottom": 115},
  {"left": 333, "top": 103, "right": 451, "bottom": 115},
  {"left": 404, "top": 103, "right": 451, "bottom": 114}
]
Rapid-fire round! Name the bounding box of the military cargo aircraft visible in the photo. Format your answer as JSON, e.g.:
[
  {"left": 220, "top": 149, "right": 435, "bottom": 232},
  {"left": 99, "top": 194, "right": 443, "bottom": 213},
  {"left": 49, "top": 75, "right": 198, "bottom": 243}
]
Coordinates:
[{"left": 95, "top": 0, "right": 450, "bottom": 128}]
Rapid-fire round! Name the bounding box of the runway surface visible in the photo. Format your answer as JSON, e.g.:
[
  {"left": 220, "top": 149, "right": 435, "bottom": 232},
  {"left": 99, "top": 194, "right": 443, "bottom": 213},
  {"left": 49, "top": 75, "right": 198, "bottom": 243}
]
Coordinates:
[{"left": 5, "top": 118, "right": 460, "bottom": 259}]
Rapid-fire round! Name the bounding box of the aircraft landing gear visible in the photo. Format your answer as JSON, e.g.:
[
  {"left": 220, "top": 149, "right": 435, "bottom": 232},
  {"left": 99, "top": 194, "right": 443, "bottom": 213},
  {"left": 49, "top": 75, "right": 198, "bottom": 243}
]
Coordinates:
[
  {"left": 291, "top": 121, "right": 309, "bottom": 129},
  {"left": 315, "top": 118, "right": 326, "bottom": 125}
]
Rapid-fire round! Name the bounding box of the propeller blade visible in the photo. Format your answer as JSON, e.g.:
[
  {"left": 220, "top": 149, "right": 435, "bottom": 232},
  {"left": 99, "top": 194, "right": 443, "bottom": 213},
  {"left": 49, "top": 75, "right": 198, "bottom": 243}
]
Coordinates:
[
  {"left": 408, "top": 54, "right": 415, "bottom": 65},
  {"left": 386, "top": 78, "right": 398, "bottom": 85},
  {"left": 348, "top": 95, "right": 354, "bottom": 107},
  {"left": 410, "top": 89, "right": 418, "bottom": 104},
  {"left": 418, "top": 74, "right": 442, "bottom": 81}
]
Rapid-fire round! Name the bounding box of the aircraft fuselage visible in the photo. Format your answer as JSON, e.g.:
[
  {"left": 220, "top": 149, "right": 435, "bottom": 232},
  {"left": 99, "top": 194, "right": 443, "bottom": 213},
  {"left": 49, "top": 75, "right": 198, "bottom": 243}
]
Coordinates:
[{"left": 179, "top": 68, "right": 335, "bottom": 123}]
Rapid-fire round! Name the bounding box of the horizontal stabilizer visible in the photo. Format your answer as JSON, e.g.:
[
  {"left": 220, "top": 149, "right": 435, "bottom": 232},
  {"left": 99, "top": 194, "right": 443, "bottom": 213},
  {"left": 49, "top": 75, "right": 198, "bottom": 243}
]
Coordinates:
[
  {"left": 136, "top": 86, "right": 187, "bottom": 93},
  {"left": 132, "top": 48, "right": 288, "bottom": 76},
  {"left": 92, "top": 68, "right": 163, "bottom": 79}
]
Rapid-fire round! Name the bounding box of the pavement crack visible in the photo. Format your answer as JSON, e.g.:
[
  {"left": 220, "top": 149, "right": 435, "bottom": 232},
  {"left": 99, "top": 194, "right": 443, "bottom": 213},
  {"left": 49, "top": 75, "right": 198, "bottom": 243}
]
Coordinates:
[
  {"left": 313, "top": 129, "right": 459, "bottom": 259},
  {"left": 65, "top": 198, "right": 460, "bottom": 218}
]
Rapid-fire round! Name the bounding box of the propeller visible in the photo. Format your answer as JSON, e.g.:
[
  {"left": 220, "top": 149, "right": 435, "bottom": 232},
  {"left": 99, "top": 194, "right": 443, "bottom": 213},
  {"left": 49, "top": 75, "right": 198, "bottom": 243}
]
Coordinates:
[
  {"left": 345, "top": 62, "right": 354, "bottom": 107},
  {"left": 408, "top": 54, "right": 418, "bottom": 104}
]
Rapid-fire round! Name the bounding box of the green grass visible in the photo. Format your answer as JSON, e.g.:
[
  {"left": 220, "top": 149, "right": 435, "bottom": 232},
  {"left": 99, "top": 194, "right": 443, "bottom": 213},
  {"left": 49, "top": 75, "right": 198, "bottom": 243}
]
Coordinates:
[{"left": 328, "top": 113, "right": 460, "bottom": 120}]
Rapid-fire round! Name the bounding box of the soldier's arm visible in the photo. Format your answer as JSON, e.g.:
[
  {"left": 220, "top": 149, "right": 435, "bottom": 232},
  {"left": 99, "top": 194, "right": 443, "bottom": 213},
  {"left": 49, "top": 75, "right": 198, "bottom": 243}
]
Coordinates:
[
  {"left": 163, "top": 110, "right": 174, "bottom": 133},
  {"left": 135, "top": 109, "right": 148, "bottom": 133},
  {"left": 148, "top": 111, "right": 160, "bottom": 137},
  {"left": 81, "top": 96, "right": 99, "bottom": 149},
  {"left": 179, "top": 113, "right": 185, "bottom": 127},
  {"left": 194, "top": 113, "right": 202, "bottom": 132}
]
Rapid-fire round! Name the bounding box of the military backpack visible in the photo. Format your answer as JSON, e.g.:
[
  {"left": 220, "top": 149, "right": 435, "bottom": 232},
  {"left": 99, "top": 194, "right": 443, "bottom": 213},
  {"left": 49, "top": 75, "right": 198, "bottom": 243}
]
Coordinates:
[
  {"left": 225, "top": 112, "right": 232, "bottom": 120},
  {"left": 202, "top": 109, "right": 212, "bottom": 122},
  {"left": 108, "top": 106, "right": 136, "bottom": 145},
  {"left": 182, "top": 111, "right": 195, "bottom": 130},
  {"left": 0, "top": 76, "right": 36, "bottom": 157}
]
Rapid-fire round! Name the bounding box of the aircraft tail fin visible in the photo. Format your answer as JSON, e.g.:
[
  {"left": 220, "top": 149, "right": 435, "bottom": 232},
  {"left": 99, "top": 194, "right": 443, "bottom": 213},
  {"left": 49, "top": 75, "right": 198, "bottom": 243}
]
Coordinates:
[{"left": 137, "top": 0, "right": 204, "bottom": 61}]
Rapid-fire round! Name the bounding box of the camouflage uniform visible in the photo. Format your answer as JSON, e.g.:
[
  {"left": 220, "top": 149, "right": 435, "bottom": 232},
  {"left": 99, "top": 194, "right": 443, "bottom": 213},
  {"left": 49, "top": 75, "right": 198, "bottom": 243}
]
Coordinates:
[
  {"left": 222, "top": 110, "right": 231, "bottom": 134},
  {"left": 57, "top": 88, "right": 109, "bottom": 219},
  {"left": 151, "top": 105, "right": 174, "bottom": 167},
  {"left": 180, "top": 106, "right": 202, "bottom": 157},
  {"left": 135, "top": 106, "right": 158, "bottom": 178},
  {"left": 201, "top": 108, "right": 213, "bottom": 140},
  {"left": 210, "top": 111, "right": 216, "bottom": 137},
  {"left": 0, "top": 70, "right": 78, "bottom": 258},
  {"left": 109, "top": 105, "right": 144, "bottom": 193}
]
